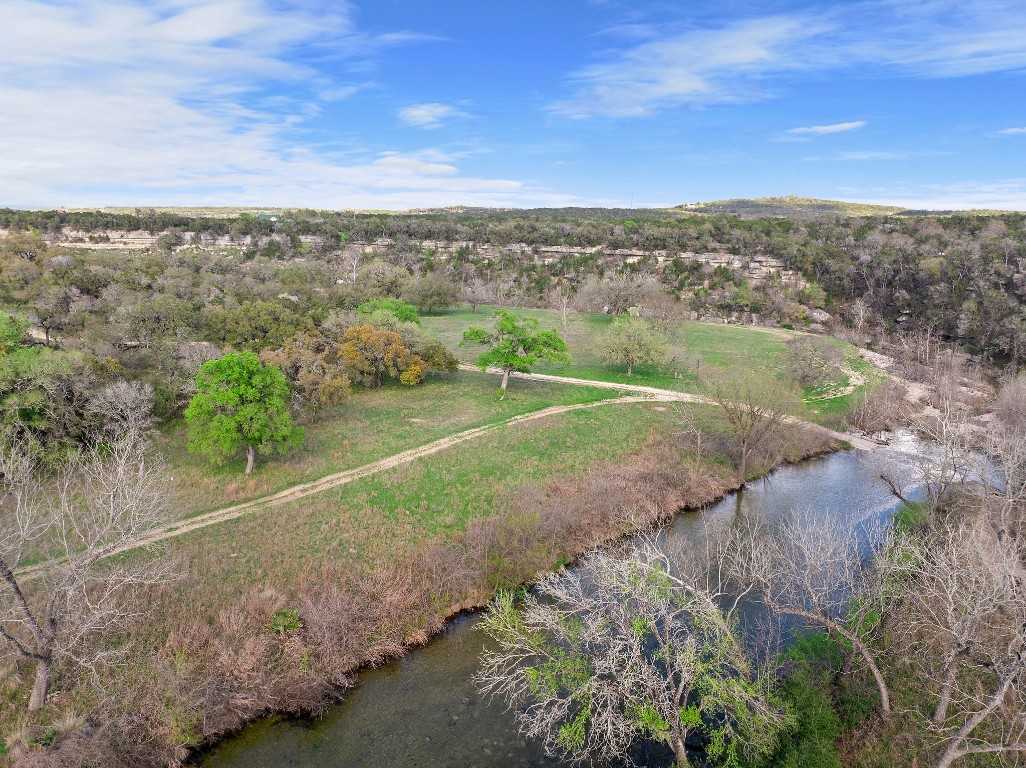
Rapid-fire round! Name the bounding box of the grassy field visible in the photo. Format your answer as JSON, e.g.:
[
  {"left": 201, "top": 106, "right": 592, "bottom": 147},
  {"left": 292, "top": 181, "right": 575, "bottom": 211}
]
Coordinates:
[
  {"left": 421, "top": 305, "right": 874, "bottom": 424},
  {"left": 159, "top": 401, "right": 685, "bottom": 614},
  {"left": 157, "top": 370, "right": 617, "bottom": 520},
  {"left": 422, "top": 306, "right": 788, "bottom": 388}
]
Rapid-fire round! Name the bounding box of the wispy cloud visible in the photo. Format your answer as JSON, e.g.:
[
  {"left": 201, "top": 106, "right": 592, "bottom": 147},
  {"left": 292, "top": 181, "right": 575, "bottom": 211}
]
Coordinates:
[
  {"left": 398, "top": 102, "right": 468, "bottom": 129},
  {"left": 998, "top": 127, "right": 1026, "bottom": 135},
  {"left": 787, "top": 120, "right": 866, "bottom": 136},
  {"left": 846, "top": 178, "right": 1026, "bottom": 211},
  {"left": 838, "top": 150, "right": 903, "bottom": 160},
  {"left": 555, "top": 1, "right": 1026, "bottom": 118},
  {"left": 551, "top": 15, "right": 828, "bottom": 117},
  {"left": 592, "top": 22, "right": 659, "bottom": 40},
  {"left": 0, "top": 0, "right": 566, "bottom": 208}
]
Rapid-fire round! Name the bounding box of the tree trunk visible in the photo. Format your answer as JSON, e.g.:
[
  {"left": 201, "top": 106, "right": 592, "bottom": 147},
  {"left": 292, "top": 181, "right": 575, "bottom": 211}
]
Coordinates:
[
  {"left": 936, "top": 743, "right": 963, "bottom": 768},
  {"left": 784, "top": 607, "right": 891, "bottom": 717},
  {"left": 738, "top": 446, "right": 748, "bottom": 484},
  {"left": 499, "top": 369, "right": 510, "bottom": 399},
  {"left": 28, "top": 658, "right": 50, "bottom": 712},
  {"left": 857, "top": 640, "right": 892, "bottom": 717},
  {"left": 245, "top": 445, "right": 256, "bottom": 475},
  {"left": 933, "top": 656, "right": 959, "bottom": 724},
  {"left": 934, "top": 664, "right": 1021, "bottom": 768},
  {"left": 627, "top": 362, "right": 633, "bottom": 376},
  {"left": 671, "top": 735, "right": 691, "bottom": 767},
  {"left": 832, "top": 621, "right": 891, "bottom": 717}
]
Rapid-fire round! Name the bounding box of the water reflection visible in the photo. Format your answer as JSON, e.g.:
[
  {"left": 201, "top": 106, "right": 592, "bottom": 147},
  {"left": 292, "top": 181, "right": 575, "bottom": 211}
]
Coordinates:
[{"left": 202, "top": 446, "right": 920, "bottom": 768}]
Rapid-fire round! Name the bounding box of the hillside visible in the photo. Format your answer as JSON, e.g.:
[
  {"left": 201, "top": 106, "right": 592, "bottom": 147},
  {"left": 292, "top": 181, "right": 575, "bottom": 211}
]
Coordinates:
[{"left": 680, "top": 196, "right": 907, "bottom": 219}]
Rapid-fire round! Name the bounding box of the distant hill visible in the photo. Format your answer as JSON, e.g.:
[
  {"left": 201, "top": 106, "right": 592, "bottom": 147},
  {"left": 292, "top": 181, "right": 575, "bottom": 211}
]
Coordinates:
[
  {"left": 678, "top": 197, "right": 906, "bottom": 219},
  {"left": 677, "top": 196, "right": 1024, "bottom": 219}
]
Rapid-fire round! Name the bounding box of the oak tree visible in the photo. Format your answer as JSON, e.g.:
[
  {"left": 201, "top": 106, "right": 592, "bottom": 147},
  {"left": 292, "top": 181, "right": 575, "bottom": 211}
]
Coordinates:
[
  {"left": 462, "top": 310, "right": 569, "bottom": 397},
  {"left": 184, "top": 351, "right": 302, "bottom": 474}
]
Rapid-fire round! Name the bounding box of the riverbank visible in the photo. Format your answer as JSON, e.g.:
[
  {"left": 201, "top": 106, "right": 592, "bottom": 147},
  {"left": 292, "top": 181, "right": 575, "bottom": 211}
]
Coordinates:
[
  {"left": 178, "top": 421, "right": 838, "bottom": 767},
  {"left": 203, "top": 440, "right": 898, "bottom": 768},
  {"left": 19, "top": 405, "right": 839, "bottom": 767}
]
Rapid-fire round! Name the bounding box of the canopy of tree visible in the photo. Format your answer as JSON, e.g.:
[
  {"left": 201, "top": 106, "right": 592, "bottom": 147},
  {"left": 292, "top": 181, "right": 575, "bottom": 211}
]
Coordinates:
[
  {"left": 184, "top": 351, "right": 302, "bottom": 474},
  {"left": 462, "top": 310, "right": 570, "bottom": 395}
]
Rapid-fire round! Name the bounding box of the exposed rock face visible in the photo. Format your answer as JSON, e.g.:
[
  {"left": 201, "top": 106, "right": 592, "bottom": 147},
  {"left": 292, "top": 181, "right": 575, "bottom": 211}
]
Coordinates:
[
  {"left": 5, "top": 229, "right": 806, "bottom": 287},
  {"left": 807, "top": 308, "right": 832, "bottom": 324}
]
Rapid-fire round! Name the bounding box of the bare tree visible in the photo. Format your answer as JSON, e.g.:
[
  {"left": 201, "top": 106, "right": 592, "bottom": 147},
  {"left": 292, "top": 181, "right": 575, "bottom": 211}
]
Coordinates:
[
  {"left": 985, "top": 422, "right": 1026, "bottom": 534},
  {"left": 546, "top": 279, "right": 574, "bottom": 328},
  {"left": 994, "top": 374, "right": 1026, "bottom": 430},
  {"left": 85, "top": 380, "right": 155, "bottom": 440},
  {"left": 846, "top": 379, "right": 909, "bottom": 434},
  {"left": 476, "top": 539, "right": 784, "bottom": 768},
  {"left": 730, "top": 507, "right": 895, "bottom": 717},
  {"left": 785, "top": 336, "right": 843, "bottom": 389},
  {"left": 673, "top": 399, "right": 704, "bottom": 458},
  {"left": 895, "top": 523, "right": 1026, "bottom": 768},
  {"left": 462, "top": 276, "right": 493, "bottom": 313},
  {"left": 904, "top": 394, "right": 980, "bottom": 507},
  {"left": 848, "top": 297, "right": 870, "bottom": 338},
  {"left": 707, "top": 373, "right": 799, "bottom": 483},
  {"left": 0, "top": 427, "right": 174, "bottom": 712}
]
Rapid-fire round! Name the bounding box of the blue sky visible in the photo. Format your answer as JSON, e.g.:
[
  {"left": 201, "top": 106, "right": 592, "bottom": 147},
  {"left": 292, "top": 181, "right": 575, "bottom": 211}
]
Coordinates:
[{"left": 3, "top": 0, "right": 1026, "bottom": 210}]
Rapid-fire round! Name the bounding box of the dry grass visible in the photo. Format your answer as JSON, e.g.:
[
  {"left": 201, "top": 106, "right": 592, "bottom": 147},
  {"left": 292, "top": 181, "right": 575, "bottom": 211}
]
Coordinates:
[{"left": 12, "top": 402, "right": 840, "bottom": 767}]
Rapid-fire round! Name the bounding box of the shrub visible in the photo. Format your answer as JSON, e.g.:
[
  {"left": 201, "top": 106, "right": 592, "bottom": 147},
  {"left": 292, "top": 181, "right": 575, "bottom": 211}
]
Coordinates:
[
  {"left": 269, "top": 609, "right": 303, "bottom": 635},
  {"left": 785, "top": 336, "right": 843, "bottom": 388},
  {"left": 339, "top": 323, "right": 426, "bottom": 387},
  {"left": 357, "top": 298, "right": 420, "bottom": 325},
  {"left": 765, "top": 633, "right": 845, "bottom": 768},
  {"left": 893, "top": 501, "right": 929, "bottom": 533}
]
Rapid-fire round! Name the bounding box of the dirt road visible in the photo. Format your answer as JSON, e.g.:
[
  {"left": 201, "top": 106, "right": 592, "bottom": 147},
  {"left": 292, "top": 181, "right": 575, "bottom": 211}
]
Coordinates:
[
  {"left": 457, "top": 364, "right": 879, "bottom": 451},
  {"left": 18, "top": 395, "right": 664, "bottom": 575},
  {"left": 20, "top": 367, "right": 879, "bottom": 575}
]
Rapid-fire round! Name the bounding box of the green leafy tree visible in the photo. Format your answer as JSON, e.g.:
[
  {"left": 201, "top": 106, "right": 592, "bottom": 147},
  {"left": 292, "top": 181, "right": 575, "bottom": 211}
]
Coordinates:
[
  {"left": 357, "top": 297, "right": 420, "bottom": 324},
  {"left": 599, "top": 317, "right": 668, "bottom": 376},
  {"left": 203, "top": 300, "right": 312, "bottom": 352},
  {"left": 184, "top": 351, "right": 302, "bottom": 474},
  {"left": 0, "top": 312, "right": 89, "bottom": 458},
  {"left": 462, "top": 310, "right": 569, "bottom": 397}
]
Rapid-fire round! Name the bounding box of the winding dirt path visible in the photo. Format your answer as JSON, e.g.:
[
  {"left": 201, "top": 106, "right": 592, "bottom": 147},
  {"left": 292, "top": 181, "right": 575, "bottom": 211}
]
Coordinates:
[
  {"left": 457, "top": 364, "right": 878, "bottom": 451},
  {"left": 805, "top": 364, "right": 866, "bottom": 402},
  {"left": 17, "top": 395, "right": 664, "bottom": 576},
  {"left": 19, "top": 367, "right": 878, "bottom": 576}
]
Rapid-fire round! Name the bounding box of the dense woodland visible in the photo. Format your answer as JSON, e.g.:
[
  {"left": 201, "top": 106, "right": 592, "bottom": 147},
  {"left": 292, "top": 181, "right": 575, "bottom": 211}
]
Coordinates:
[
  {"left": 3, "top": 205, "right": 1025, "bottom": 365},
  {"left": 1, "top": 204, "right": 1024, "bottom": 465}
]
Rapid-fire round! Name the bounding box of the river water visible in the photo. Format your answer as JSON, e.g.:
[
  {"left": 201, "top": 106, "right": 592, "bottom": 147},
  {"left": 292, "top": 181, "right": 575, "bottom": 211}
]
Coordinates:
[{"left": 202, "top": 444, "right": 920, "bottom": 768}]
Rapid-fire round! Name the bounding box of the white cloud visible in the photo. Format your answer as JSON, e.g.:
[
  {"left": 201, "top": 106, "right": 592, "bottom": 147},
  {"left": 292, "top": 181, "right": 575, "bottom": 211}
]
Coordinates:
[
  {"left": 998, "top": 127, "right": 1026, "bottom": 135},
  {"left": 787, "top": 121, "right": 866, "bottom": 136},
  {"left": 0, "top": 1, "right": 565, "bottom": 209},
  {"left": 555, "top": 1, "right": 1026, "bottom": 118},
  {"left": 551, "top": 15, "right": 827, "bottom": 117},
  {"left": 844, "top": 178, "right": 1026, "bottom": 211},
  {"left": 397, "top": 102, "right": 467, "bottom": 129}
]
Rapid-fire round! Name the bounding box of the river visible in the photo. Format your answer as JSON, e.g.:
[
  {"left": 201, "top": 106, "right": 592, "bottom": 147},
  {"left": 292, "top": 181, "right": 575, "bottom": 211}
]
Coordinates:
[{"left": 201, "top": 442, "right": 921, "bottom": 768}]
